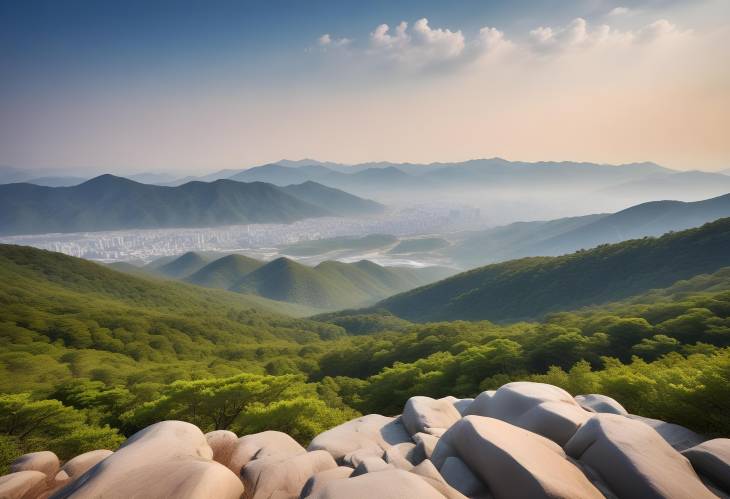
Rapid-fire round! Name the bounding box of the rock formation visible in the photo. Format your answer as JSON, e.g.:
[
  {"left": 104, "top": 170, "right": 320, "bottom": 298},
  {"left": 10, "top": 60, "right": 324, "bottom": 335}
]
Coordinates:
[{"left": 1, "top": 382, "right": 728, "bottom": 499}]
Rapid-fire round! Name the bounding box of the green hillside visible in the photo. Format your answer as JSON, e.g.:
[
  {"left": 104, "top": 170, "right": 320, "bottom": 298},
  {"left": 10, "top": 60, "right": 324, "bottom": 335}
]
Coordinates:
[
  {"left": 230, "top": 257, "right": 452, "bottom": 310},
  {"left": 450, "top": 193, "right": 730, "bottom": 267},
  {"left": 378, "top": 217, "right": 730, "bottom": 322},
  {"left": 185, "top": 254, "right": 264, "bottom": 288},
  {"left": 1, "top": 243, "right": 729, "bottom": 470},
  {"left": 156, "top": 251, "right": 214, "bottom": 279}
]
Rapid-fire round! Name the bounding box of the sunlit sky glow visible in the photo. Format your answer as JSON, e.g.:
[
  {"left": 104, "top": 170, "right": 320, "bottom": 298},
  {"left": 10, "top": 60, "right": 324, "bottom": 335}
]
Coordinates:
[{"left": 1, "top": 0, "right": 728, "bottom": 174}]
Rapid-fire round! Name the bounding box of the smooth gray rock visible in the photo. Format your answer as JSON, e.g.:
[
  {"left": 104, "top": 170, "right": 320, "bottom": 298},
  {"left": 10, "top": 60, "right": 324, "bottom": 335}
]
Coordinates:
[
  {"left": 51, "top": 421, "right": 243, "bottom": 499},
  {"left": 463, "top": 391, "right": 495, "bottom": 417},
  {"left": 629, "top": 414, "right": 705, "bottom": 451},
  {"left": 308, "top": 414, "right": 411, "bottom": 464},
  {"left": 11, "top": 451, "right": 59, "bottom": 480},
  {"left": 351, "top": 457, "right": 393, "bottom": 477},
  {"left": 683, "top": 438, "right": 730, "bottom": 492},
  {"left": 228, "top": 430, "right": 306, "bottom": 476},
  {"left": 384, "top": 443, "right": 415, "bottom": 470},
  {"left": 411, "top": 460, "right": 470, "bottom": 499},
  {"left": 205, "top": 430, "right": 238, "bottom": 467},
  {"left": 57, "top": 450, "right": 113, "bottom": 482},
  {"left": 402, "top": 396, "right": 462, "bottom": 437},
  {"left": 433, "top": 415, "right": 603, "bottom": 499},
  {"left": 412, "top": 432, "right": 440, "bottom": 465},
  {"left": 308, "top": 468, "right": 447, "bottom": 499},
  {"left": 473, "top": 382, "right": 591, "bottom": 445},
  {"left": 300, "top": 466, "right": 353, "bottom": 498},
  {"left": 451, "top": 398, "right": 474, "bottom": 416},
  {"left": 241, "top": 450, "right": 336, "bottom": 499},
  {"left": 575, "top": 394, "right": 628, "bottom": 416},
  {"left": 0, "top": 471, "right": 48, "bottom": 499},
  {"left": 566, "top": 413, "right": 715, "bottom": 499},
  {"left": 439, "top": 456, "right": 488, "bottom": 497}
]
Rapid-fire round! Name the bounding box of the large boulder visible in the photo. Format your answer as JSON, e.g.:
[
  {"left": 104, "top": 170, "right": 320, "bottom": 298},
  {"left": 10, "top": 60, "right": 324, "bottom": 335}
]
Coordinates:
[
  {"left": 205, "top": 430, "right": 238, "bottom": 467},
  {"left": 241, "top": 450, "right": 336, "bottom": 499},
  {"left": 628, "top": 414, "right": 705, "bottom": 451},
  {"left": 682, "top": 438, "right": 730, "bottom": 492},
  {"left": 228, "top": 430, "right": 306, "bottom": 476},
  {"left": 574, "top": 394, "right": 628, "bottom": 416},
  {"left": 351, "top": 457, "right": 393, "bottom": 477},
  {"left": 439, "top": 456, "right": 488, "bottom": 498},
  {"left": 410, "top": 460, "right": 469, "bottom": 499},
  {"left": 466, "top": 382, "right": 590, "bottom": 446},
  {"left": 402, "top": 396, "right": 462, "bottom": 437},
  {"left": 307, "top": 468, "right": 447, "bottom": 499},
  {"left": 300, "top": 466, "right": 353, "bottom": 498},
  {"left": 58, "top": 450, "right": 113, "bottom": 481},
  {"left": 11, "top": 451, "right": 59, "bottom": 481},
  {"left": 412, "top": 432, "right": 440, "bottom": 464},
  {"left": 565, "top": 413, "right": 715, "bottom": 498},
  {"left": 463, "top": 391, "right": 495, "bottom": 417},
  {"left": 0, "top": 471, "right": 48, "bottom": 499},
  {"left": 52, "top": 420, "right": 243, "bottom": 499},
  {"left": 432, "top": 415, "right": 603, "bottom": 499},
  {"left": 384, "top": 442, "right": 416, "bottom": 470},
  {"left": 307, "top": 414, "right": 411, "bottom": 464}
]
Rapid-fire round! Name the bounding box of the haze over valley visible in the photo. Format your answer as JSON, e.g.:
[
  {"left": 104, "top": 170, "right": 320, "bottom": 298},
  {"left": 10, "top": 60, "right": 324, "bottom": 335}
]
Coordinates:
[{"left": 2, "top": 1, "right": 730, "bottom": 498}]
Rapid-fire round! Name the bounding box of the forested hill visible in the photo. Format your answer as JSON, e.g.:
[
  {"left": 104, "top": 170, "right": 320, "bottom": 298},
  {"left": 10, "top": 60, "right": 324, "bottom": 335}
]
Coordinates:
[
  {"left": 377, "top": 217, "right": 730, "bottom": 322},
  {"left": 0, "top": 175, "right": 383, "bottom": 235}
]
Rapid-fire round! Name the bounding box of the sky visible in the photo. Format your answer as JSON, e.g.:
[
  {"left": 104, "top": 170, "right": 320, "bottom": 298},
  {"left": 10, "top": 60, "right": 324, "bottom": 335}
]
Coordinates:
[{"left": 1, "top": 0, "right": 729, "bottom": 175}]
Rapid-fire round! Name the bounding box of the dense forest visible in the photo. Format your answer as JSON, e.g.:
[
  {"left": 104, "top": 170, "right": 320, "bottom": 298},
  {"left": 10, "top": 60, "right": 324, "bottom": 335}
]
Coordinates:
[{"left": 1, "top": 243, "right": 729, "bottom": 473}]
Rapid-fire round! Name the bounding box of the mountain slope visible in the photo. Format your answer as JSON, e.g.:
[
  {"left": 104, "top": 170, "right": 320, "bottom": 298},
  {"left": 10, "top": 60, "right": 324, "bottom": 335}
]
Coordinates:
[
  {"left": 280, "top": 181, "right": 384, "bottom": 216},
  {"left": 156, "top": 252, "right": 214, "bottom": 279},
  {"left": 185, "top": 254, "right": 264, "bottom": 289},
  {"left": 450, "top": 193, "right": 730, "bottom": 267},
  {"left": 228, "top": 257, "right": 453, "bottom": 310},
  {"left": 0, "top": 175, "right": 380, "bottom": 235},
  {"left": 378, "top": 217, "right": 730, "bottom": 323}
]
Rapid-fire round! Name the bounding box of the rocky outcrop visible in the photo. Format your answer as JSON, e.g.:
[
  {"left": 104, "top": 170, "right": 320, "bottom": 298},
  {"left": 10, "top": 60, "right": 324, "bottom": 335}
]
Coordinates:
[
  {"left": 565, "top": 413, "right": 715, "bottom": 498},
  {"left": 1, "top": 382, "right": 726, "bottom": 499},
  {"left": 682, "top": 438, "right": 730, "bottom": 491}
]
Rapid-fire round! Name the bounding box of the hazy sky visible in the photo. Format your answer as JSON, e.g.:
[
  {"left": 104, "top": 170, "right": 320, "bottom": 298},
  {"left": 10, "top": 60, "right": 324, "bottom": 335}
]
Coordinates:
[{"left": 1, "top": 0, "right": 728, "bottom": 174}]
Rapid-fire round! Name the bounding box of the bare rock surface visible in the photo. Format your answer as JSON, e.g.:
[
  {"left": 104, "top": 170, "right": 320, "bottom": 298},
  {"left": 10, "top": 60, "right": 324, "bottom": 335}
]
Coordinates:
[
  {"left": 300, "top": 466, "right": 353, "bottom": 498},
  {"left": 241, "top": 450, "right": 336, "bottom": 499},
  {"left": 433, "top": 415, "right": 603, "bottom": 499},
  {"left": 682, "top": 438, "right": 730, "bottom": 491},
  {"left": 57, "top": 450, "right": 113, "bottom": 482},
  {"left": 475, "top": 382, "right": 591, "bottom": 445},
  {"left": 628, "top": 414, "right": 705, "bottom": 451},
  {"left": 574, "top": 394, "right": 628, "bottom": 416},
  {"left": 307, "top": 414, "right": 411, "bottom": 464},
  {"left": 402, "top": 396, "right": 462, "bottom": 437},
  {"left": 439, "top": 456, "right": 488, "bottom": 497},
  {"left": 205, "top": 430, "right": 238, "bottom": 467},
  {"left": 2, "top": 382, "right": 728, "bottom": 499},
  {"left": 566, "top": 413, "right": 715, "bottom": 499},
  {"left": 0, "top": 471, "right": 48, "bottom": 499},
  {"left": 51, "top": 420, "right": 242, "bottom": 499},
  {"left": 11, "top": 452, "right": 59, "bottom": 480},
  {"left": 229, "top": 430, "right": 306, "bottom": 476},
  {"left": 307, "top": 468, "right": 447, "bottom": 499}
]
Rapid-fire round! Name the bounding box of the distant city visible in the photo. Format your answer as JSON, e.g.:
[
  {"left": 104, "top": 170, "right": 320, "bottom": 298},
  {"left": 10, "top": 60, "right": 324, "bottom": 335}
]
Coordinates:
[{"left": 0, "top": 205, "right": 481, "bottom": 263}]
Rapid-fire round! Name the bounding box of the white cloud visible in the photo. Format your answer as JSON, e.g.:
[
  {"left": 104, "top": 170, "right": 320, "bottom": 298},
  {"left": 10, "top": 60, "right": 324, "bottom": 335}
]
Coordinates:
[
  {"left": 608, "top": 6, "right": 631, "bottom": 16},
  {"left": 317, "top": 33, "right": 351, "bottom": 50},
  {"left": 528, "top": 17, "right": 684, "bottom": 53},
  {"left": 368, "top": 18, "right": 466, "bottom": 67},
  {"left": 318, "top": 16, "right": 689, "bottom": 68}
]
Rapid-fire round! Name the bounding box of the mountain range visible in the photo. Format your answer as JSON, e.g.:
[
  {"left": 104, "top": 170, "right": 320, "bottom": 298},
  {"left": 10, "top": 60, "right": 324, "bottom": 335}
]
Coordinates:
[
  {"left": 375, "top": 217, "right": 730, "bottom": 323},
  {"left": 0, "top": 175, "right": 383, "bottom": 235},
  {"left": 142, "top": 251, "right": 454, "bottom": 310},
  {"left": 449, "top": 192, "right": 730, "bottom": 267}
]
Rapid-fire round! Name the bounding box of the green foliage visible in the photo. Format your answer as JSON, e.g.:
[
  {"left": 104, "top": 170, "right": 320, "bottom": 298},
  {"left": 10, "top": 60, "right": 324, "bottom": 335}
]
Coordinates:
[{"left": 379, "top": 218, "right": 730, "bottom": 322}]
